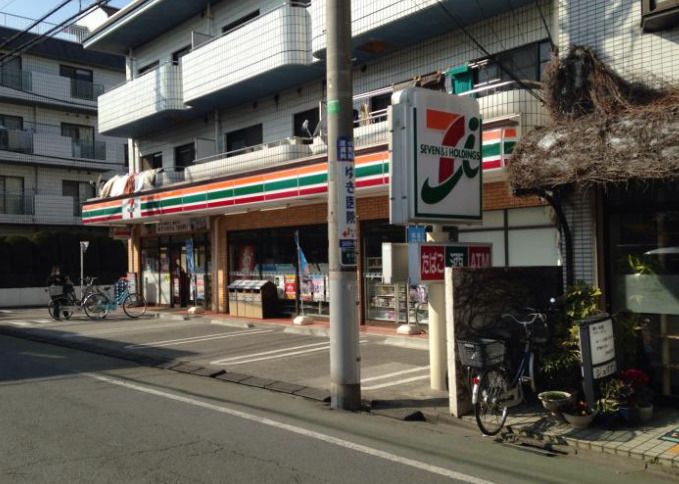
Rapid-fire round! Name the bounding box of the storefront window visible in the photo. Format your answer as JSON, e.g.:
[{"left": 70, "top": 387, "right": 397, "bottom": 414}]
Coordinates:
[
  {"left": 607, "top": 183, "right": 679, "bottom": 400},
  {"left": 229, "top": 225, "right": 329, "bottom": 316}
]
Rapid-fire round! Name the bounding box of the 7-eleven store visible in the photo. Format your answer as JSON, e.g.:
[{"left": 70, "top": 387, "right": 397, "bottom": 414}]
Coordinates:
[{"left": 83, "top": 126, "right": 550, "bottom": 323}]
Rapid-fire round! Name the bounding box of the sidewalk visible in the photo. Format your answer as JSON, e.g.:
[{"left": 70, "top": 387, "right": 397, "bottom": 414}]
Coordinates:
[{"left": 1, "top": 307, "right": 678, "bottom": 473}]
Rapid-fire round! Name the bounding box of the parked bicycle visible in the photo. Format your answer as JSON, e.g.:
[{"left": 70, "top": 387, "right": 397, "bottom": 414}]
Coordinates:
[
  {"left": 47, "top": 276, "right": 109, "bottom": 321},
  {"left": 82, "top": 277, "right": 147, "bottom": 320},
  {"left": 458, "top": 308, "right": 549, "bottom": 436}
]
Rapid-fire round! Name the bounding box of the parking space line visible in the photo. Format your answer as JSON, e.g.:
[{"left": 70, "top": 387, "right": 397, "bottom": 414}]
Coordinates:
[
  {"left": 125, "top": 329, "right": 273, "bottom": 350},
  {"left": 362, "top": 374, "right": 431, "bottom": 391},
  {"left": 211, "top": 339, "right": 367, "bottom": 366},
  {"left": 61, "top": 322, "right": 194, "bottom": 339},
  {"left": 361, "top": 366, "right": 429, "bottom": 383}
]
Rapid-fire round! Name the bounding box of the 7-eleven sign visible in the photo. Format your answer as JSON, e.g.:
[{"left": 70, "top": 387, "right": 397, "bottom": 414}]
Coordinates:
[{"left": 390, "top": 87, "right": 482, "bottom": 225}]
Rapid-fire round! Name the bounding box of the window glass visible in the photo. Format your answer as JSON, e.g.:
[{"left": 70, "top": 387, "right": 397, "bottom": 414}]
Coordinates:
[
  {"left": 141, "top": 152, "right": 163, "bottom": 170},
  {"left": 222, "top": 10, "right": 259, "bottom": 34},
  {"left": 174, "top": 143, "right": 195, "bottom": 168},
  {"left": 293, "top": 107, "right": 319, "bottom": 140},
  {"left": 0, "top": 175, "right": 24, "bottom": 214},
  {"left": 0, "top": 114, "right": 23, "bottom": 130},
  {"left": 226, "top": 124, "right": 263, "bottom": 155},
  {"left": 138, "top": 61, "right": 159, "bottom": 76}
]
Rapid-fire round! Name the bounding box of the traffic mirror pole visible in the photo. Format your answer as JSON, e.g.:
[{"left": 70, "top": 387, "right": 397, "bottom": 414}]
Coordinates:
[{"left": 326, "top": 0, "right": 361, "bottom": 410}]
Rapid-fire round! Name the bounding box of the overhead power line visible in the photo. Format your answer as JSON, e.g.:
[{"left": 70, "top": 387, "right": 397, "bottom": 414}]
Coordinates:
[
  {"left": 410, "top": 0, "right": 544, "bottom": 103},
  {"left": 535, "top": 0, "right": 555, "bottom": 49},
  {"left": 0, "top": 0, "right": 74, "bottom": 54}
]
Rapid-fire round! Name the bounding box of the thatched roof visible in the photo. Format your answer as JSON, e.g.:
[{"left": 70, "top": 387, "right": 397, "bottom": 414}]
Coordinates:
[{"left": 508, "top": 46, "right": 679, "bottom": 190}]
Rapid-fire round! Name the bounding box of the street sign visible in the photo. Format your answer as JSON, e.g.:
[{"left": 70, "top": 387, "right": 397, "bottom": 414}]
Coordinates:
[
  {"left": 409, "top": 242, "right": 492, "bottom": 283},
  {"left": 390, "top": 87, "right": 482, "bottom": 225},
  {"left": 80, "top": 241, "right": 90, "bottom": 252},
  {"left": 578, "top": 314, "right": 622, "bottom": 410}
]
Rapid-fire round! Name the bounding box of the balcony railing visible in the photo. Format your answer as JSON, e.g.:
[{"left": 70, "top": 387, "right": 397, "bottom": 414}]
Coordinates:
[
  {"left": 0, "top": 12, "right": 88, "bottom": 44},
  {"left": 0, "top": 190, "right": 34, "bottom": 216},
  {"left": 182, "top": 2, "right": 313, "bottom": 108},
  {"left": 0, "top": 124, "right": 124, "bottom": 163},
  {"left": 98, "top": 63, "right": 186, "bottom": 137},
  {"left": 0, "top": 66, "right": 106, "bottom": 105}
]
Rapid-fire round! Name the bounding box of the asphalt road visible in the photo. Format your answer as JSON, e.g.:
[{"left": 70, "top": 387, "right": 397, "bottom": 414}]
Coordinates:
[{"left": 0, "top": 335, "right": 673, "bottom": 484}]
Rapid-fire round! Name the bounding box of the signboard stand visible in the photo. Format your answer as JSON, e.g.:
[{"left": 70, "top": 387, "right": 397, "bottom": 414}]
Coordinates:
[{"left": 578, "top": 314, "right": 622, "bottom": 410}]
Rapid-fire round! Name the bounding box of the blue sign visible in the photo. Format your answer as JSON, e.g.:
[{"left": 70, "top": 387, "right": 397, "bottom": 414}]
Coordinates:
[
  {"left": 186, "top": 238, "right": 195, "bottom": 274},
  {"left": 337, "top": 137, "right": 354, "bottom": 162},
  {"left": 407, "top": 225, "right": 427, "bottom": 243}
]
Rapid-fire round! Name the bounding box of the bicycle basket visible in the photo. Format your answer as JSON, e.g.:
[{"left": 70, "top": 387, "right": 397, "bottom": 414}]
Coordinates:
[
  {"left": 530, "top": 319, "right": 550, "bottom": 344},
  {"left": 48, "top": 285, "right": 63, "bottom": 297},
  {"left": 457, "top": 339, "right": 505, "bottom": 369}
]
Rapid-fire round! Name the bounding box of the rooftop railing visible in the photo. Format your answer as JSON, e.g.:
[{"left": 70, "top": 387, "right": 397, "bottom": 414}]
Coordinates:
[{"left": 0, "top": 11, "right": 89, "bottom": 44}]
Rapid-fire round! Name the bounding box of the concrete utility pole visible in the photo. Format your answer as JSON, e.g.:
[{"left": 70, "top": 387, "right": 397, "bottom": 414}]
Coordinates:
[{"left": 326, "top": 0, "right": 361, "bottom": 410}]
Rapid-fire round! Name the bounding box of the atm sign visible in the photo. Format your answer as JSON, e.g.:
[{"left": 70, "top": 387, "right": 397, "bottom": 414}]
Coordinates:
[{"left": 417, "top": 243, "right": 492, "bottom": 282}]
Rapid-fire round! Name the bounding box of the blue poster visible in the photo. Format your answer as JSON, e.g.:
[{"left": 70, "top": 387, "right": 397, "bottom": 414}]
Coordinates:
[{"left": 186, "top": 238, "right": 195, "bottom": 275}]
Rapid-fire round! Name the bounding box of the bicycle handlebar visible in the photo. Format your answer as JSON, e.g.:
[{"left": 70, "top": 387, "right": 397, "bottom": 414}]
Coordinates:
[{"left": 501, "top": 312, "right": 545, "bottom": 326}]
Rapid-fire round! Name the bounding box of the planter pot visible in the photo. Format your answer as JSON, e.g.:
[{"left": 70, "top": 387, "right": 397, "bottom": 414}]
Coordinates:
[
  {"left": 538, "top": 391, "right": 575, "bottom": 417},
  {"left": 618, "top": 405, "right": 640, "bottom": 426},
  {"left": 638, "top": 404, "right": 653, "bottom": 423},
  {"left": 563, "top": 412, "right": 596, "bottom": 429}
]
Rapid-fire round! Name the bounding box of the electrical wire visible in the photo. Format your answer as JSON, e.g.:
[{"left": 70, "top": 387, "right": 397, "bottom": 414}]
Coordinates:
[
  {"left": 0, "top": 0, "right": 73, "bottom": 54},
  {"left": 535, "top": 0, "right": 555, "bottom": 49},
  {"left": 410, "top": 0, "right": 544, "bottom": 103}
]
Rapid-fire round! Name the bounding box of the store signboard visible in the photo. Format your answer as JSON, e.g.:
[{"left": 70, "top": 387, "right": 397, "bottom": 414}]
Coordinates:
[
  {"left": 578, "top": 314, "right": 621, "bottom": 409},
  {"left": 110, "top": 227, "right": 131, "bottom": 240},
  {"left": 152, "top": 217, "right": 210, "bottom": 235},
  {"left": 409, "top": 243, "right": 492, "bottom": 283},
  {"left": 390, "top": 87, "right": 482, "bottom": 225}
]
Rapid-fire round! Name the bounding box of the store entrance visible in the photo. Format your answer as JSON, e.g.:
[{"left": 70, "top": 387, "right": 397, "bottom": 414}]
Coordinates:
[{"left": 170, "top": 246, "right": 190, "bottom": 308}]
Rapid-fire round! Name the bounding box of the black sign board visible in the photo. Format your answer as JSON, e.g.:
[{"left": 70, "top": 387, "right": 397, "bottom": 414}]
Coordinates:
[{"left": 578, "top": 313, "right": 622, "bottom": 409}]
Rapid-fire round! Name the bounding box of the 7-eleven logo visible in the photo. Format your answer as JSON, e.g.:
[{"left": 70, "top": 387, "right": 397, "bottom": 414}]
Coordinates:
[{"left": 420, "top": 109, "right": 480, "bottom": 205}]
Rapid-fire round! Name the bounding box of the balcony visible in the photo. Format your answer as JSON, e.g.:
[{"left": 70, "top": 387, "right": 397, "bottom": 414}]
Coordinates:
[
  {"left": 0, "top": 67, "right": 105, "bottom": 107},
  {"left": 98, "top": 63, "right": 187, "bottom": 137},
  {"left": 0, "top": 189, "right": 85, "bottom": 225},
  {"left": 182, "top": 3, "right": 316, "bottom": 110},
  {"left": 311, "top": 0, "right": 533, "bottom": 62},
  {"left": 0, "top": 124, "right": 125, "bottom": 168}
]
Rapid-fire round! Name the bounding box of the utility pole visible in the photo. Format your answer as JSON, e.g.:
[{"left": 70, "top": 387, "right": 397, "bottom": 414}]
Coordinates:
[{"left": 326, "top": 0, "right": 361, "bottom": 410}]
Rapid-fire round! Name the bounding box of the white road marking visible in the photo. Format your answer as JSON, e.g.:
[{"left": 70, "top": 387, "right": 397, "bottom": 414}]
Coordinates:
[
  {"left": 85, "top": 373, "right": 494, "bottom": 484},
  {"left": 211, "top": 340, "right": 329, "bottom": 364},
  {"left": 361, "top": 366, "right": 429, "bottom": 383},
  {"left": 125, "top": 329, "right": 273, "bottom": 349},
  {"left": 363, "top": 374, "right": 431, "bottom": 391},
  {"left": 211, "top": 340, "right": 367, "bottom": 366},
  {"left": 31, "top": 319, "right": 52, "bottom": 324},
  {"left": 61, "top": 322, "right": 194, "bottom": 338},
  {"left": 5, "top": 320, "right": 32, "bottom": 327}
]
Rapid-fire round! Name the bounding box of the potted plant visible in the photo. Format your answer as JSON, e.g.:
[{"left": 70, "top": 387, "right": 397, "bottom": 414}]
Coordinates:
[
  {"left": 562, "top": 400, "right": 596, "bottom": 429},
  {"left": 623, "top": 369, "right": 654, "bottom": 423},
  {"left": 596, "top": 378, "right": 633, "bottom": 427},
  {"left": 538, "top": 391, "right": 576, "bottom": 418}
]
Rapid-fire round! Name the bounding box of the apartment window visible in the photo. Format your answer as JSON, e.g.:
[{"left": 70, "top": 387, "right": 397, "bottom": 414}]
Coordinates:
[
  {"left": 0, "top": 56, "right": 23, "bottom": 90},
  {"left": 471, "top": 40, "right": 551, "bottom": 96},
  {"left": 141, "top": 152, "right": 162, "bottom": 170},
  {"left": 63, "top": 180, "right": 94, "bottom": 216},
  {"left": 60, "top": 64, "right": 94, "bottom": 100},
  {"left": 293, "top": 107, "right": 319, "bottom": 141},
  {"left": 370, "top": 93, "right": 391, "bottom": 122},
  {"left": 642, "top": 0, "right": 679, "bottom": 31},
  {"left": 172, "top": 45, "right": 191, "bottom": 65},
  {"left": 137, "top": 61, "right": 159, "bottom": 76},
  {"left": 0, "top": 175, "right": 24, "bottom": 215},
  {"left": 124, "top": 143, "right": 129, "bottom": 170},
  {"left": 222, "top": 10, "right": 259, "bottom": 34},
  {"left": 226, "top": 124, "right": 263, "bottom": 155},
  {"left": 174, "top": 143, "right": 195, "bottom": 168},
  {"left": 0, "top": 114, "right": 23, "bottom": 130},
  {"left": 61, "top": 123, "right": 95, "bottom": 158}
]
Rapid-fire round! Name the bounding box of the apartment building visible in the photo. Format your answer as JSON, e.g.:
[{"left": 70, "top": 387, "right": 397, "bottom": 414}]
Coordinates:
[
  {"left": 0, "top": 11, "right": 126, "bottom": 237},
  {"left": 82, "top": 0, "right": 561, "bottom": 321}
]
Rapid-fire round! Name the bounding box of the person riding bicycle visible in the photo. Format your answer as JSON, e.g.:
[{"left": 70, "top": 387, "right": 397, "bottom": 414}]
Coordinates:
[{"left": 46, "top": 266, "right": 75, "bottom": 319}]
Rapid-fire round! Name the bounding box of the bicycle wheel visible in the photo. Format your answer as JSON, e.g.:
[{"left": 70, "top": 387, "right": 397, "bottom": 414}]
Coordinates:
[
  {"left": 47, "top": 299, "right": 60, "bottom": 320},
  {"left": 123, "top": 293, "right": 147, "bottom": 318},
  {"left": 83, "top": 293, "right": 110, "bottom": 320},
  {"left": 475, "top": 367, "right": 509, "bottom": 436}
]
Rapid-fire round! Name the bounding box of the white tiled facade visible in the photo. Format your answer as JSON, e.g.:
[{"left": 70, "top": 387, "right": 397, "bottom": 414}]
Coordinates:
[
  {"left": 100, "top": 0, "right": 554, "bottom": 171},
  {"left": 557, "top": 0, "right": 679, "bottom": 285},
  {"left": 0, "top": 27, "right": 126, "bottom": 234}
]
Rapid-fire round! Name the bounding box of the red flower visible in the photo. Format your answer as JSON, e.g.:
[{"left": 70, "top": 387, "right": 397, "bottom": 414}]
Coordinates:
[{"left": 622, "top": 369, "right": 649, "bottom": 389}]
